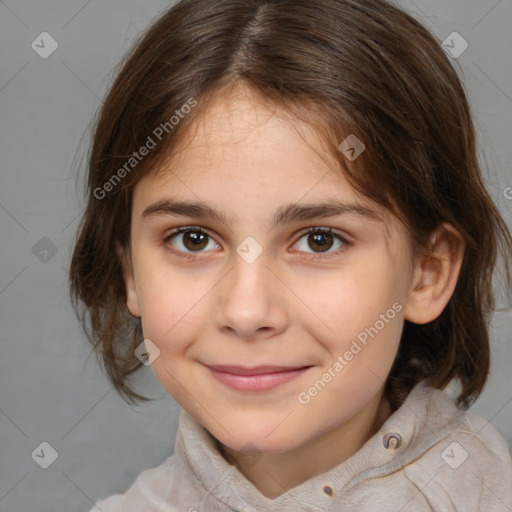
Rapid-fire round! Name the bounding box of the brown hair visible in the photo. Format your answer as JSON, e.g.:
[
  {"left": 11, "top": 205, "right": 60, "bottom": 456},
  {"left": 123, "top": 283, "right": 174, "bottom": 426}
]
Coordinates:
[{"left": 69, "top": 0, "right": 512, "bottom": 409}]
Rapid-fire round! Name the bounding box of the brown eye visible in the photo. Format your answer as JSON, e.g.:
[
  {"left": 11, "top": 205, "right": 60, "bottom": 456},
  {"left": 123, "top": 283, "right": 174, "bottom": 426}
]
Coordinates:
[
  {"left": 181, "top": 230, "right": 209, "bottom": 251},
  {"left": 308, "top": 231, "right": 335, "bottom": 252},
  {"left": 166, "top": 227, "right": 219, "bottom": 254},
  {"left": 293, "top": 228, "right": 348, "bottom": 256}
]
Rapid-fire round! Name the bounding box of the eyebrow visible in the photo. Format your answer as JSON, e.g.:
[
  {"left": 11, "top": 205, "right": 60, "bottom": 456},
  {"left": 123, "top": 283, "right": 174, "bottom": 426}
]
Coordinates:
[{"left": 141, "top": 198, "right": 381, "bottom": 229}]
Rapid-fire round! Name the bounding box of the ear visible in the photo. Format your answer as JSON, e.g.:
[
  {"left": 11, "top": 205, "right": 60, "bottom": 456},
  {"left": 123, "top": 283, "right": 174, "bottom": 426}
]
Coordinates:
[
  {"left": 116, "top": 242, "right": 141, "bottom": 318},
  {"left": 404, "top": 223, "right": 465, "bottom": 324}
]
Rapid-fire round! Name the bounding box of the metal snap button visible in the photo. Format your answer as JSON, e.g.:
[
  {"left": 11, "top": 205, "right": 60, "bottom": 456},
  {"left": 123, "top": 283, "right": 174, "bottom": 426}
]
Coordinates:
[
  {"left": 323, "top": 485, "right": 334, "bottom": 497},
  {"left": 382, "top": 432, "right": 402, "bottom": 449}
]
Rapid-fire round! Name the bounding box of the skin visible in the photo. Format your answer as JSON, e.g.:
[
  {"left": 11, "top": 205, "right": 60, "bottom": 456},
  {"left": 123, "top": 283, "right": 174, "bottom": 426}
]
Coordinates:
[{"left": 120, "top": 83, "right": 465, "bottom": 498}]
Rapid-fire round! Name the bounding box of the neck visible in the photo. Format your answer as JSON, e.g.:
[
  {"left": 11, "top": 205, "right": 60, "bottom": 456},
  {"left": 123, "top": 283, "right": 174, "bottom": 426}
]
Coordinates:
[{"left": 219, "top": 388, "right": 392, "bottom": 498}]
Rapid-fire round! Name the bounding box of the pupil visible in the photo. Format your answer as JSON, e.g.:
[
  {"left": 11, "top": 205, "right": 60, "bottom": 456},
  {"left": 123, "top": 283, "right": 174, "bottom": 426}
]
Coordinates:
[
  {"left": 185, "top": 231, "right": 208, "bottom": 250},
  {"left": 182, "top": 231, "right": 333, "bottom": 253},
  {"left": 310, "top": 232, "right": 332, "bottom": 252}
]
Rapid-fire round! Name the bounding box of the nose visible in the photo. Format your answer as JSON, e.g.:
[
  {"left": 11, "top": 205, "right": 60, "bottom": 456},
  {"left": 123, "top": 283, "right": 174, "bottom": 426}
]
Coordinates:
[{"left": 215, "top": 251, "right": 288, "bottom": 341}]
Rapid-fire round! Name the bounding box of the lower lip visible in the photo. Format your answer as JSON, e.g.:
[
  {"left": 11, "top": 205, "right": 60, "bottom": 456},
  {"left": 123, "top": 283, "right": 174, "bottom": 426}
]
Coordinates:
[{"left": 207, "top": 367, "right": 310, "bottom": 392}]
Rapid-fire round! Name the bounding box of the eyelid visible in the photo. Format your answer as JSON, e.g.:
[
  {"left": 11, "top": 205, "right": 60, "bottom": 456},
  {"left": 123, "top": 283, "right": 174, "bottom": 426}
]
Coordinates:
[
  {"left": 163, "top": 225, "right": 351, "bottom": 258},
  {"left": 296, "top": 226, "right": 350, "bottom": 241},
  {"left": 290, "top": 227, "right": 351, "bottom": 256},
  {"left": 163, "top": 225, "right": 217, "bottom": 246},
  {"left": 164, "top": 225, "right": 350, "bottom": 241}
]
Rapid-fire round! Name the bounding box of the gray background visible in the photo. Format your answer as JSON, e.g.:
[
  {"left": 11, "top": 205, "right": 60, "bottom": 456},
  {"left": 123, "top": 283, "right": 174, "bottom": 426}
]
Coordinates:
[{"left": 0, "top": 1, "right": 511, "bottom": 511}]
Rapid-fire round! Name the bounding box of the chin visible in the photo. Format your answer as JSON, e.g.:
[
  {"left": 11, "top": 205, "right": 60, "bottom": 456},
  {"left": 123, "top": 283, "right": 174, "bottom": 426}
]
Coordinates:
[
  {"left": 205, "top": 413, "right": 308, "bottom": 454},
  {"left": 222, "top": 433, "right": 304, "bottom": 455}
]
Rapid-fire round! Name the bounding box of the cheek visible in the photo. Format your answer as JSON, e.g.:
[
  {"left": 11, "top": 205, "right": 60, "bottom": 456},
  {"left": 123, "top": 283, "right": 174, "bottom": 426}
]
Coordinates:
[
  {"left": 305, "top": 264, "right": 403, "bottom": 345},
  {"left": 305, "top": 264, "right": 405, "bottom": 402},
  {"left": 136, "top": 267, "right": 204, "bottom": 352},
  {"left": 137, "top": 272, "right": 204, "bottom": 400},
  {"left": 314, "top": 309, "right": 403, "bottom": 421}
]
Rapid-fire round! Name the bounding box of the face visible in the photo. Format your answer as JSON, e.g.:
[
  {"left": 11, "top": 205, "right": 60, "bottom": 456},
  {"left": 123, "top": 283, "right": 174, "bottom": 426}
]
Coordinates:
[{"left": 123, "top": 85, "right": 417, "bottom": 454}]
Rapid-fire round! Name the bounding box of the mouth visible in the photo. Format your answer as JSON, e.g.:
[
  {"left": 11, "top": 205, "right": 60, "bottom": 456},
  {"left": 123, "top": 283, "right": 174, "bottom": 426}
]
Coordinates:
[{"left": 203, "top": 364, "right": 313, "bottom": 392}]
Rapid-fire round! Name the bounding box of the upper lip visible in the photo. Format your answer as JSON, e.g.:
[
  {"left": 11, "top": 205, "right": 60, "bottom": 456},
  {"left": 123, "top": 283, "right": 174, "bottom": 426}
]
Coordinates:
[{"left": 204, "top": 364, "right": 312, "bottom": 376}]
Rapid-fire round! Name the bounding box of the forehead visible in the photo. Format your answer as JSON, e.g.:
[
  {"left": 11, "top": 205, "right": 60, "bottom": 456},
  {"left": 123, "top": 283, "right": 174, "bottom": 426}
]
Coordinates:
[
  {"left": 156, "top": 85, "right": 336, "bottom": 178},
  {"left": 132, "top": 84, "right": 395, "bottom": 234},
  {"left": 143, "top": 85, "right": 350, "bottom": 198}
]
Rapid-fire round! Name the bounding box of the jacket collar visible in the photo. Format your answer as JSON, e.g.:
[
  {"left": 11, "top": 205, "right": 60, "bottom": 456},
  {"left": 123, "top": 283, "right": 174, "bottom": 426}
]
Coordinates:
[{"left": 174, "top": 380, "right": 465, "bottom": 511}]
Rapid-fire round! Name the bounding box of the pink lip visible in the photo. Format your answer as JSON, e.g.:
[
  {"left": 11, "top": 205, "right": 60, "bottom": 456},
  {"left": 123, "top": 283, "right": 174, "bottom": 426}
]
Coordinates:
[{"left": 205, "top": 364, "right": 312, "bottom": 392}]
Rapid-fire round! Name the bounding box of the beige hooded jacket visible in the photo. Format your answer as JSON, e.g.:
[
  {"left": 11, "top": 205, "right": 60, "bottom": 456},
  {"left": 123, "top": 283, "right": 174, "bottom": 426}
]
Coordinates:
[{"left": 90, "top": 381, "right": 512, "bottom": 511}]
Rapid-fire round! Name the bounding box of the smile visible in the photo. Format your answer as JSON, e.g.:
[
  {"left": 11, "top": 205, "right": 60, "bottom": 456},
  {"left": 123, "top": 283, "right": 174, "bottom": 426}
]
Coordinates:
[{"left": 204, "top": 364, "right": 312, "bottom": 392}]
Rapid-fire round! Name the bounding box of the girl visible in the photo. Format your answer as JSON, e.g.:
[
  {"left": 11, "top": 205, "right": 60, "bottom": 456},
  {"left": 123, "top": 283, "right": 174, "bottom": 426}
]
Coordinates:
[{"left": 70, "top": 0, "right": 512, "bottom": 510}]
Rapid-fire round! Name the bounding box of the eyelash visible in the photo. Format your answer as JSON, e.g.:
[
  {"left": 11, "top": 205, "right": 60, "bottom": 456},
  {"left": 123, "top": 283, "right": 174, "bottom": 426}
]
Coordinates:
[{"left": 163, "top": 226, "right": 351, "bottom": 261}]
